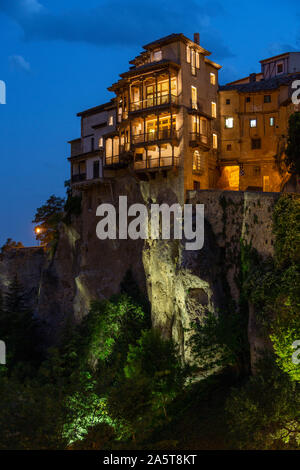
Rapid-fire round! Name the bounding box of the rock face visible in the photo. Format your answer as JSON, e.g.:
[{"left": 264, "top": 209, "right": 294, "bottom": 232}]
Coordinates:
[
  {"left": 0, "top": 247, "right": 45, "bottom": 313},
  {"left": 0, "top": 184, "right": 280, "bottom": 362},
  {"left": 143, "top": 190, "right": 279, "bottom": 361}
]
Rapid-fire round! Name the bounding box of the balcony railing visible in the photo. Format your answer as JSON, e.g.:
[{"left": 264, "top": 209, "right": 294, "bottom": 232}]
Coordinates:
[
  {"left": 132, "top": 129, "right": 179, "bottom": 145},
  {"left": 134, "top": 156, "right": 179, "bottom": 170},
  {"left": 189, "top": 132, "right": 208, "bottom": 145},
  {"left": 130, "top": 93, "right": 178, "bottom": 112},
  {"left": 72, "top": 173, "right": 86, "bottom": 183},
  {"left": 105, "top": 156, "right": 121, "bottom": 166}
]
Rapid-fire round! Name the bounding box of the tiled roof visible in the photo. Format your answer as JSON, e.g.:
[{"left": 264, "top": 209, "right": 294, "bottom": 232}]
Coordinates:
[
  {"left": 143, "top": 33, "right": 184, "bottom": 50},
  {"left": 143, "top": 33, "right": 211, "bottom": 56},
  {"left": 220, "top": 73, "right": 300, "bottom": 93},
  {"left": 122, "top": 59, "right": 179, "bottom": 77},
  {"left": 77, "top": 100, "right": 115, "bottom": 117}
]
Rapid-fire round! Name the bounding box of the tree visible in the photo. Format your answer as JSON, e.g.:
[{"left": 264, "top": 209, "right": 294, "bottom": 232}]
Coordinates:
[
  {"left": 285, "top": 112, "right": 300, "bottom": 176},
  {"left": 0, "top": 275, "right": 40, "bottom": 371},
  {"left": 106, "top": 329, "right": 189, "bottom": 443},
  {"left": 226, "top": 355, "right": 300, "bottom": 449},
  {"left": 1, "top": 238, "right": 24, "bottom": 253},
  {"left": 32, "top": 195, "right": 65, "bottom": 247}
]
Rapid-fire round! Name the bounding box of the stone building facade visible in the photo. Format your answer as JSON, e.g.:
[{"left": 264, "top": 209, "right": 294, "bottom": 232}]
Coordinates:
[{"left": 68, "top": 34, "right": 300, "bottom": 197}]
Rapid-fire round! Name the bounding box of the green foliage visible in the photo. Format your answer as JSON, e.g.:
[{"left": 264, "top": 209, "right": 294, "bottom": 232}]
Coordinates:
[
  {"left": 77, "top": 294, "right": 150, "bottom": 375},
  {"left": 64, "top": 194, "right": 82, "bottom": 225},
  {"left": 120, "top": 269, "right": 151, "bottom": 315},
  {"left": 273, "top": 194, "right": 300, "bottom": 269},
  {"left": 107, "top": 329, "right": 188, "bottom": 442},
  {"left": 124, "top": 329, "right": 187, "bottom": 412},
  {"left": 242, "top": 195, "right": 300, "bottom": 382},
  {"left": 226, "top": 355, "right": 300, "bottom": 449},
  {"left": 189, "top": 309, "right": 248, "bottom": 376},
  {"left": 32, "top": 194, "right": 65, "bottom": 249},
  {"left": 285, "top": 112, "right": 300, "bottom": 176},
  {"left": 0, "top": 275, "right": 40, "bottom": 373}
]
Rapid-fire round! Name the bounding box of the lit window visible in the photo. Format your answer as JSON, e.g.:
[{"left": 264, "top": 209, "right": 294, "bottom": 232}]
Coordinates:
[
  {"left": 196, "top": 52, "right": 200, "bottom": 69},
  {"left": 250, "top": 119, "right": 257, "bottom": 128},
  {"left": 99, "top": 137, "right": 103, "bottom": 148},
  {"left": 210, "top": 73, "right": 216, "bottom": 85},
  {"left": 191, "top": 86, "right": 197, "bottom": 109},
  {"left": 270, "top": 117, "right": 275, "bottom": 126},
  {"left": 213, "top": 133, "right": 218, "bottom": 149},
  {"left": 263, "top": 175, "right": 270, "bottom": 191},
  {"left": 186, "top": 46, "right": 191, "bottom": 63},
  {"left": 225, "top": 117, "right": 234, "bottom": 128},
  {"left": 211, "top": 102, "right": 217, "bottom": 118},
  {"left": 108, "top": 115, "right": 114, "bottom": 126},
  {"left": 191, "top": 49, "right": 196, "bottom": 75},
  {"left": 193, "top": 150, "right": 205, "bottom": 173}
]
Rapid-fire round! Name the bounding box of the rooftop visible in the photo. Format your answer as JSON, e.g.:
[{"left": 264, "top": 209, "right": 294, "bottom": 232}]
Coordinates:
[
  {"left": 220, "top": 72, "right": 300, "bottom": 93},
  {"left": 142, "top": 33, "right": 211, "bottom": 56},
  {"left": 77, "top": 99, "right": 115, "bottom": 117}
]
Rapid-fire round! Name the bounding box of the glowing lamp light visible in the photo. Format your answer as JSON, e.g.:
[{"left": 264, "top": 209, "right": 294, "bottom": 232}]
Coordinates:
[{"left": 35, "top": 227, "right": 41, "bottom": 234}]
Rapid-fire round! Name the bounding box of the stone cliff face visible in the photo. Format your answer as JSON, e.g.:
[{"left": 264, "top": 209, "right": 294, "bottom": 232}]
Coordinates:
[
  {"left": 0, "top": 183, "right": 279, "bottom": 361},
  {"left": 0, "top": 247, "right": 45, "bottom": 313}
]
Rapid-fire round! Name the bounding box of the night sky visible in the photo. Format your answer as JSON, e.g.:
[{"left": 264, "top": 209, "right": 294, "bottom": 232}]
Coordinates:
[{"left": 0, "top": 0, "right": 299, "bottom": 246}]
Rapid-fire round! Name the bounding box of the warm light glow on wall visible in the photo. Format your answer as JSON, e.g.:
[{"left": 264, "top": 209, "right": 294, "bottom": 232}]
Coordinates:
[{"left": 219, "top": 166, "right": 240, "bottom": 191}]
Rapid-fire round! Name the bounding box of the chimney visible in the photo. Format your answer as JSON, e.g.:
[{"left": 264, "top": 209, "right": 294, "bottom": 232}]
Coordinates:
[
  {"left": 194, "top": 33, "right": 200, "bottom": 45},
  {"left": 249, "top": 73, "right": 256, "bottom": 83}
]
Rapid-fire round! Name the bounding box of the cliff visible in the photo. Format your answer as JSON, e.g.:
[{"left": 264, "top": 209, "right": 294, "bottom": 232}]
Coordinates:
[{"left": 0, "top": 183, "right": 280, "bottom": 362}]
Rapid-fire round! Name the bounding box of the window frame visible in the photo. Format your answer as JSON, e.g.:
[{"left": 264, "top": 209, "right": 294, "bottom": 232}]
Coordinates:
[
  {"left": 251, "top": 138, "right": 261, "bottom": 150},
  {"left": 211, "top": 101, "right": 217, "bottom": 118},
  {"left": 225, "top": 117, "right": 234, "bottom": 128}
]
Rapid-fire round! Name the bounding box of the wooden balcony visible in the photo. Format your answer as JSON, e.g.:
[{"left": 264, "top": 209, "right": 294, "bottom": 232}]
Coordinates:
[
  {"left": 129, "top": 93, "right": 178, "bottom": 114},
  {"left": 71, "top": 173, "right": 86, "bottom": 183},
  {"left": 132, "top": 128, "right": 180, "bottom": 146},
  {"left": 189, "top": 132, "right": 209, "bottom": 149},
  {"left": 134, "top": 156, "right": 179, "bottom": 171}
]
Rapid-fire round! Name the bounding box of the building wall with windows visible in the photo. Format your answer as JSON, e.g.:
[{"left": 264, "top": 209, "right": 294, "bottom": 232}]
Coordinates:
[
  {"left": 68, "top": 102, "right": 117, "bottom": 187},
  {"left": 218, "top": 76, "right": 300, "bottom": 192},
  {"left": 67, "top": 34, "right": 300, "bottom": 196}
]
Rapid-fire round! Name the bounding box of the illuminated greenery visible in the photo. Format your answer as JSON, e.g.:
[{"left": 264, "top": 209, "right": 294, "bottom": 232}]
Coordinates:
[
  {"left": 226, "top": 194, "right": 300, "bottom": 449},
  {"left": 243, "top": 195, "right": 300, "bottom": 381}
]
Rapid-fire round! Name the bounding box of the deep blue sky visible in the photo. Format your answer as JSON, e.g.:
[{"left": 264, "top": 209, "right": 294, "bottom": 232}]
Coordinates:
[{"left": 0, "top": 0, "right": 299, "bottom": 246}]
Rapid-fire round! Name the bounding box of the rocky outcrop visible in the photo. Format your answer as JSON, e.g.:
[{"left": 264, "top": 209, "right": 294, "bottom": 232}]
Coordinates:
[
  {"left": 0, "top": 185, "right": 280, "bottom": 361},
  {"left": 0, "top": 247, "right": 45, "bottom": 313}
]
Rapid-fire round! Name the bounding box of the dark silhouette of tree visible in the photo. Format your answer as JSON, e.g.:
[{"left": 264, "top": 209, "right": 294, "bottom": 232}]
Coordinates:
[
  {"left": 0, "top": 275, "right": 39, "bottom": 370},
  {"left": 285, "top": 112, "right": 300, "bottom": 176},
  {"left": 1, "top": 238, "right": 24, "bottom": 253},
  {"left": 32, "top": 194, "right": 65, "bottom": 247}
]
